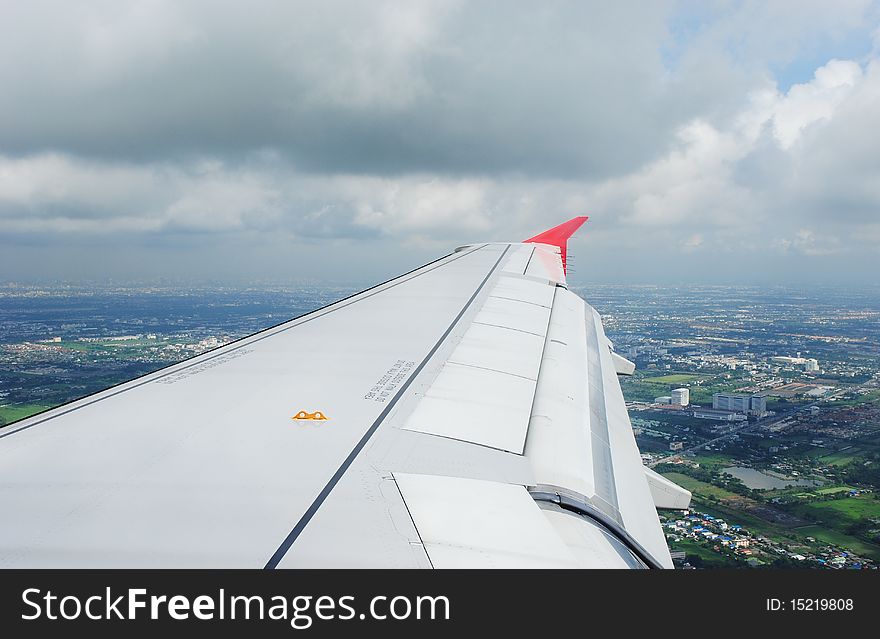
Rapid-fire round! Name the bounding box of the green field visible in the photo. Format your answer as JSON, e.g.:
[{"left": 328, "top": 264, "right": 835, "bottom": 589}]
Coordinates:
[
  {"left": 818, "top": 452, "right": 859, "bottom": 466},
  {"left": 662, "top": 473, "right": 740, "bottom": 500},
  {"left": 827, "top": 389, "right": 880, "bottom": 408},
  {"left": 816, "top": 446, "right": 868, "bottom": 466},
  {"left": 814, "top": 486, "right": 856, "bottom": 495},
  {"left": 688, "top": 497, "right": 797, "bottom": 541},
  {"left": 57, "top": 340, "right": 104, "bottom": 352},
  {"left": 691, "top": 454, "right": 740, "bottom": 471},
  {"left": 642, "top": 373, "right": 709, "bottom": 384},
  {"left": 790, "top": 494, "right": 880, "bottom": 527},
  {"left": 794, "top": 525, "right": 880, "bottom": 561},
  {"left": 0, "top": 404, "right": 51, "bottom": 425},
  {"left": 668, "top": 537, "right": 740, "bottom": 568}
]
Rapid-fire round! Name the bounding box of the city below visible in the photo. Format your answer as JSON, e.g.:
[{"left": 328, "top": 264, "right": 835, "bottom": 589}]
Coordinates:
[{"left": 1, "top": 282, "right": 879, "bottom": 569}]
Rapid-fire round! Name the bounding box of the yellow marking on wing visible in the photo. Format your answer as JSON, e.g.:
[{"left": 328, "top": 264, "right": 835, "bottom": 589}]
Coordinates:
[{"left": 292, "top": 410, "right": 329, "bottom": 421}]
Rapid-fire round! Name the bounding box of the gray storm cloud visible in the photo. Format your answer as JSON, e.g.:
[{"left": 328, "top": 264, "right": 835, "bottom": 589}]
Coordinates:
[
  {"left": 0, "top": 0, "right": 878, "bottom": 285},
  {"left": 0, "top": 1, "right": 681, "bottom": 176}
]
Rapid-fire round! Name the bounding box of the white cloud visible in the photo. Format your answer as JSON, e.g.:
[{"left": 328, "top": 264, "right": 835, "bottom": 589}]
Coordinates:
[
  {"left": 770, "top": 60, "right": 862, "bottom": 147},
  {"left": 348, "top": 176, "right": 492, "bottom": 236},
  {"left": 0, "top": 154, "right": 161, "bottom": 217},
  {"left": 682, "top": 233, "right": 704, "bottom": 250}
]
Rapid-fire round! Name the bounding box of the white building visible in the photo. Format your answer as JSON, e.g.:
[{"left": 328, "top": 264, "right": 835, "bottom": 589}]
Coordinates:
[
  {"left": 713, "top": 393, "right": 766, "bottom": 416},
  {"left": 771, "top": 355, "right": 820, "bottom": 372},
  {"left": 671, "top": 388, "right": 690, "bottom": 407},
  {"left": 713, "top": 393, "right": 750, "bottom": 412}
]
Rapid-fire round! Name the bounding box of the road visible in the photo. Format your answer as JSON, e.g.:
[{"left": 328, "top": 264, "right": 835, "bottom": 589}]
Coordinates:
[{"left": 645, "top": 404, "right": 818, "bottom": 469}]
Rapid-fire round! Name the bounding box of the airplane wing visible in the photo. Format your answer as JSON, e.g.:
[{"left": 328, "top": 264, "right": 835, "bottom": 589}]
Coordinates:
[{"left": 0, "top": 217, "right": 689, "bottom": 568}]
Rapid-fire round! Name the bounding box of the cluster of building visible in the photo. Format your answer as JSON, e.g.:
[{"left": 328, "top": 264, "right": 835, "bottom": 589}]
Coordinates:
[
  {"left": 629, "top": 340, "right": 841, "bottom": 382},
  {"left": 651, "top": 389, "right": 770, "bottom": 422},
  {"left": 664, "top": 510, "right": 873, "bottom": 569},
  {"left": 770, "top": 355, "right": 820, "bottom": 372},
  {"left": 690, "top": 393, "right": 770, "bottom": 421},
  {"left": 654, "top": 387, "right": 690, "bottom": 407}
]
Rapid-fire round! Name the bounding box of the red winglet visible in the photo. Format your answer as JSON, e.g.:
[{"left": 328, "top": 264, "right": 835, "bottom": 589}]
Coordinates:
[{"left": 524, "top": 216, "right": 588, "bottom": 274}]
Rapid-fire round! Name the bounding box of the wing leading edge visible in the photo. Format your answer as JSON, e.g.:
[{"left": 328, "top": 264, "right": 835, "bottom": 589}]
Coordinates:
[{"left": 0, "top": 218, "right": 687, "bottom": 568}]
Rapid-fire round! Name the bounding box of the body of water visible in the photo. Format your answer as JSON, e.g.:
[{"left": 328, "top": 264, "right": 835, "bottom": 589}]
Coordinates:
[{"left": 722, "top": 466, "right": 823, "bottom": 490}]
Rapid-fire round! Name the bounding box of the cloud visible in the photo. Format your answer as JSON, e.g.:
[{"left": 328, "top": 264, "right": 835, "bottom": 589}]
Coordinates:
[
  {"left": 774, "top": 229, "right": 842, "bottom": 256},
  {"left": 767, "top": 59, "right": 862, "bottom": 148},
  {"left": 682, "top": 234, "right": 704, "bottom": 250},
  {"left": 0, "top": 1, "right": 878, "bottom": 284},
  {"left": 0, "top": 0, "right": 683, "bottom": 177}
]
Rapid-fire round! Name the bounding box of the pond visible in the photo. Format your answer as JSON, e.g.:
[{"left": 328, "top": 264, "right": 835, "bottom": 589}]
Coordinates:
[{"left": 721, "top": 466, "right": 823, "bottom": 490}]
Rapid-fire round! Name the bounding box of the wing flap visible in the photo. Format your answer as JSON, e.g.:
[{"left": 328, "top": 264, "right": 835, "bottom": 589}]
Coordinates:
[
  {"left": 393, "top": 472, "right": 578, "bottom": 569},
  {"left": 474, "top": 295, "right": 551, "bottom": 336},
  {"left": 488, "top": 274, "right": 555, "bottom": 308},
  {"left": 447, "top": 322, "right": 545, "bottom": 381}
]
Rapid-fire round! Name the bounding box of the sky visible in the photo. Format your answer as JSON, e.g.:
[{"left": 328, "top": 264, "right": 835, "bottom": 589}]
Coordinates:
[{"left": 1, "top": 0, "right": 879, "bottom": 287}]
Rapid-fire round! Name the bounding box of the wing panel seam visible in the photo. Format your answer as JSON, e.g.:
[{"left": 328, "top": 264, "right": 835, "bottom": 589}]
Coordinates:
[{"left": 263, "top": 245, "right": 511, "bottom": 569}]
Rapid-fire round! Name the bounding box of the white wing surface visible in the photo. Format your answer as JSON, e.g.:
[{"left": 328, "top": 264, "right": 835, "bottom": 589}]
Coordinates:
[{"left": 0, "top": 218, "right": 688, "bottom": 568}]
